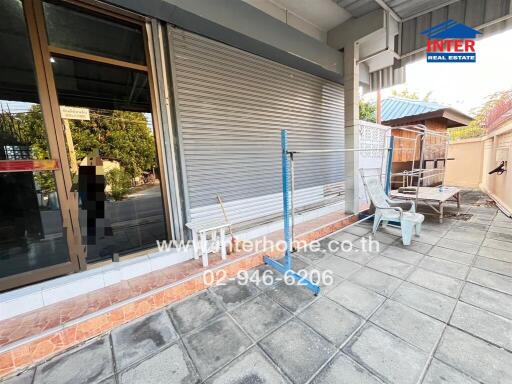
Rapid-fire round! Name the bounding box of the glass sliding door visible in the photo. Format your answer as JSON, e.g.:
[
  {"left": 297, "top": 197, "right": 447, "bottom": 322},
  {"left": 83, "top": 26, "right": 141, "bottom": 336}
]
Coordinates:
[
  {"left": 0, "top": 0, "right": 76, "bottom": 288},
  {"left": 40, "top": 0, "right": 168, "bottom": 263}
]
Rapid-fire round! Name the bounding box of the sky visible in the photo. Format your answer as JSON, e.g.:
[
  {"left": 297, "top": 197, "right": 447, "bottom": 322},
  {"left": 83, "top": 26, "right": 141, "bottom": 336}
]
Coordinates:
[{"left": 363, "top": 28, "right": 512, "bottom": 116}]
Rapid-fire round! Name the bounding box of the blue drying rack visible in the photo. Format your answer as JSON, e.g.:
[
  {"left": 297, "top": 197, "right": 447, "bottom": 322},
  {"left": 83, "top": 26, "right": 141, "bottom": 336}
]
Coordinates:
[{"left": 263, "top": 130, "right": 321, "bottom": 295}]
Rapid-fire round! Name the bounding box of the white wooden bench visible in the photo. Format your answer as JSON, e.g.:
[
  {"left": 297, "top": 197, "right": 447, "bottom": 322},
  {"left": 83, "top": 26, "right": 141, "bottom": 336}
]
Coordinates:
[{"left": 185, "top": 220, "right": 230, "bottom": 267}]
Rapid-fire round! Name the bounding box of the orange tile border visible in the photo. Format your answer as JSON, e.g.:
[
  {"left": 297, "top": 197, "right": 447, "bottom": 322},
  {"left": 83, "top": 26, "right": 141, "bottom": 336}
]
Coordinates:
[{"left": 0, "top": 212, "right": 363, "bottom": 379}]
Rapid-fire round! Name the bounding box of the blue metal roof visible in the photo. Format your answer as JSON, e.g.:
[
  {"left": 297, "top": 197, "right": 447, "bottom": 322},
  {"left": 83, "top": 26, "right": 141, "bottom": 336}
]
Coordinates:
[{"left": 381, "top": 97, "right": 446, "bottom": 122}]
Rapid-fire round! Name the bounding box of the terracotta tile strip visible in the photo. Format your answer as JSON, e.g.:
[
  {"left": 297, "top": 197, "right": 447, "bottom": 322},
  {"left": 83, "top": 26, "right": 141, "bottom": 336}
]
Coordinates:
[{"left": 0, "top": 213, "right": 359, "bottom": 379}]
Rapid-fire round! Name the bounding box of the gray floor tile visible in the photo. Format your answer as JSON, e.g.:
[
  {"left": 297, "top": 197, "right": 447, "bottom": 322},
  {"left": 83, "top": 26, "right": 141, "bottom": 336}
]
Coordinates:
[
  {"left": 482, "top": 238, "right": 512, "bottom": 251},
  {"left": 311, "top": 353, "right": 381, "bottom": 384},
  {"left": 434, "top": 239, "right": 480, "bottom": 255},
  {"left": 369, "top": 232, "right": 399, "bottom": 245},
  {"left": 168, "top": 291, "right": 224, "bottom": 334},
  {"left": 304, "top": 265, "right": 343, "bottom": 294},
  {"left": 334, "top": 249, "right": 376, "bottom": 265},
  {"left": 33, "top": 337, "right": 113, "bottom": 384},
  {"left": 474, "top": 256, "right": 512, "bottom": 277},
  {"left": 485, "top": 231, "right": 512, "bottom": 243},
  {"left": 277, "top": 257, "right": 310, "bottom": 272},
  {"left": 478, "top": 246, "right": 512, "bottom": 263},
  {"left": 250, "top": 265, "right": 283, "bottom": 291},
  {"left": 2, "top": 369, "right": 34, "bottom": 384},
  {"left": 318, "top": 237, "right": 343, "bottom": 252},
  {"left": 422, "top": 359, "right": 479, "bottom": 384},
  {"left": 453, "top": 221, "right": 489, "bottom": 232},
  {"left": 343, "top": 324, "right": 428, "bottom": 384},
  {"left": 209, "top": 279, "right": 260, "bottom": 310},
  {"left": 205, "top": 347, "right": 289, "bottom": 384},
  {"left": 344, "top": 225, "right": 371, "bottom": 237},
  {"left": 421, "top": 221, "right": 453, "bottom": 234},
  {"left": 488, "top": 226, "right": 512, "bottom": 236},
  {"left": 435, "top": 326, "right": 512, "bottom": 384},
  {"left": 490, "top": 221, "right": 512, "bottom": 229},
  {"left": 112, "top": 311, "right": 178, "bottom": 371},
  {"left": 450, "top": 302, "right": 512, "bottom": 351},
  {"left": 294, "top": 247, "right": 330, "bottom": 264},
  {"left": 392, "top": 239, "right": 433, "bottom": 255},
  {"left": 468, "top": 206, "right": 496, "bottom": 216},
  {"left": 98, "top": 376, "right": 116, "bottom": 384},
  {"left": 371, "top": 300, "right": 444, "bottom": 352},
  {"left": 367, "top": 256, "right": 414, "bottom": 278},
  {"left": 265, "top": 282, "right": 315, "bottom": 313},
  {"left": 469, "top": 215, "right": 493, "bottom": 225},
  {"left": 381, "top": 246, "right": 424, "bottom": 265},
  {"left": 298, "top": 297, "right": 363, "bottom": 346},
  {"left": 413, "top": 230, "right": 442, "bottom": 246},
  {"left": 443, "top": 229, "right": 485, "bottom": 245},
  {"left": 352, "top": 236, "right": 386, "bottom": 251},
  {"left": 407, "top": 268, "right": 463, "bottom": 298},
  {"left": 428, "top": 246, "right": 476, "bottom": 265},
  {"left": 183, "top": 315, "right": 251, "bottom": 379},
  {"left": 419, "top": 257, "right": 469, "bottom": 280},
  {"left": 327, "top": 280, "right": 385, "bottom": 318},
  {"left": 460, "top": 283, "right": 512, "bottom": 320},
  {"left": 391, "top": 282, "right": 456, "bottom": 322},
  {"left": 329, "top": 231, "right": 360, "bottom": 243},
  {"left": 230, "top": 295, "right": 292, "bottom": 340},
  {"left": 259, "top": 319, "right": 336, "bottom": 384},
  {"left": 316, "top": 255, "right": 360, "bottom": 278},
  {"left": 467, "top": 267, "right": 512, "bottom": 295},
  {"left": 350, "top": 268, "right": 402, "bottom": 297},
  {"left": 118, "top": 343, "right": 199, "bottom": 384}
]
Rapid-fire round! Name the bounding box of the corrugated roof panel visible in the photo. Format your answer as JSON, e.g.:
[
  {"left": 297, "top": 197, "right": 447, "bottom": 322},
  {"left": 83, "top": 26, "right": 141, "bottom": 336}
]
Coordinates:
[{"left": 381, "top": 97, "right": 445, "bottom": 121}]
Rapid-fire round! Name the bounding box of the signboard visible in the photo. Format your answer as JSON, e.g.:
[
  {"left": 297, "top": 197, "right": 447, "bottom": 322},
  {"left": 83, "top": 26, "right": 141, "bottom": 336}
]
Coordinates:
[{"left": 60, "top": 106, "right": 90, "bottom": 120}]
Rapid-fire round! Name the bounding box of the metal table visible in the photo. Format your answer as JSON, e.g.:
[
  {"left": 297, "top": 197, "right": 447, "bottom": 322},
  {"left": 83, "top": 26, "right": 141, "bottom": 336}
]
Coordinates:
[{"left": 390, "top": 187, "right": 461, "bottom": 223}]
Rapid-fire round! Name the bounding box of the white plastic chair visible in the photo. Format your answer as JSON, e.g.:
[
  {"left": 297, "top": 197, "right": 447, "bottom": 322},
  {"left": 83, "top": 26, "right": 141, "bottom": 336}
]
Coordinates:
[{"left": 360, "top": 168, "right": 424, "bottom": 245}]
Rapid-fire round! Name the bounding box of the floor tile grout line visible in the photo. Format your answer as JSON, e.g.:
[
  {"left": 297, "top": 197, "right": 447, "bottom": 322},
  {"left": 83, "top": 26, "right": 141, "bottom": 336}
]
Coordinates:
[
  {"left": 193, "top": 276, "right": 327, "bottom": 383},
  {"left": 303, "top": 296, "right": 390, "bottom": 384},
  {"left": 305, "top": 236, "right": 427, "bottom": 384},
  {"left": 162, "top": 309, "right": 204, "bottom": 382},
  {"left": 19, "top": 206, "right": 510, "bottom": 384},
  {"left": 414, "top": 211, "right": 493, "bottom": 384}
]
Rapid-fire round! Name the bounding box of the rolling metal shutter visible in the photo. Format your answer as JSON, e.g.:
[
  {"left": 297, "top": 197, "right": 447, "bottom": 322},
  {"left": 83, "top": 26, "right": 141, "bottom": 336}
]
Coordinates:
[{"left": 169, "top": 27, "right": 345, "bottom": 226}]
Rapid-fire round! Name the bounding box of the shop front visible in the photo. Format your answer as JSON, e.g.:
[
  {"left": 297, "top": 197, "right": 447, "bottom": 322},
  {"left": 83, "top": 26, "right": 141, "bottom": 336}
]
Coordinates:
[{"left": 0, "top": 0, "right": 172, "bottom": 291}]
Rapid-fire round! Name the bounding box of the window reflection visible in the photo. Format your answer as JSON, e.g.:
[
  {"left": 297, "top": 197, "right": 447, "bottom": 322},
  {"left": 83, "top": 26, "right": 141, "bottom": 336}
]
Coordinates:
[
  {"left": 0, "top": 0, "right": 70, "bottom": 281},
  {"left": 43, "top": 1, "right": 146, "bottom": 65}
]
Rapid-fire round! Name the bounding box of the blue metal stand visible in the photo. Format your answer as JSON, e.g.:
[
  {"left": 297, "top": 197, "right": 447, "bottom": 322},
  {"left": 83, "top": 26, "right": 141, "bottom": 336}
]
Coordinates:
[
  {"left": 385, "top": 135, "right": 394, "bottom": 196},
  {"left": 263, "top": 130, "right": 320, "bottom": 295}
]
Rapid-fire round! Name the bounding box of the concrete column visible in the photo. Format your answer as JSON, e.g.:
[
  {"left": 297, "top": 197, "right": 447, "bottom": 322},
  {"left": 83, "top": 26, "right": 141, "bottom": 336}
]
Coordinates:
[{"left": 344, "top": 42, "right": 360, "bottom": 214}]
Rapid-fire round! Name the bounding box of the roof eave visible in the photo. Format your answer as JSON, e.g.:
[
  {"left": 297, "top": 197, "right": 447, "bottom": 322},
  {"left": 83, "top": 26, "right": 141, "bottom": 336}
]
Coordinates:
[{"left": 382, "top": 108, "right": 472, "bottom": 127}]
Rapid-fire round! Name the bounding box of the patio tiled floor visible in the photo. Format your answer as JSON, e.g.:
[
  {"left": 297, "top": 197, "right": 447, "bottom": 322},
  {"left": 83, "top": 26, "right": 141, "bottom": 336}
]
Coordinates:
[{"left": 4, "top": 191, "right": 512, "bottom": 384}]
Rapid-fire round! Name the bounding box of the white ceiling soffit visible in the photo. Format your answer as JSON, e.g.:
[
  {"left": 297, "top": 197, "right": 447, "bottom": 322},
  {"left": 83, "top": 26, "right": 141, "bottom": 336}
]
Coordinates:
[
  {"left": 242, "top": 0, "right": 351, "bottom": 40},
  {"left": 332, "top": 0, "right": 459, "bottom": 20}
]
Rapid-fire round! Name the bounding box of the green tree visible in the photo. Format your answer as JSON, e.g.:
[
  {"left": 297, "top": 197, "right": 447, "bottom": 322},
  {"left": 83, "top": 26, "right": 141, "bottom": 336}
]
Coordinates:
[
  {"left": 1, "top": 106, "right": 156, "bottom": 191},
  {"left": 359, "top": 100, "right": 376, "bottom": 122},
  {"left": 105, "top": 168, "right": 132, "bottom": 201},
  {"left": 392, "top": 88, "right": 433, "bottom": 101},
  {"left": 70, "top": 110, "right": 156, "bottom": 178},
  {"left": 449, "top": 90, "right": 511, "bottom": 140},
  {"left": 0, "top": 106, "right": 56, "bottom": 194}
]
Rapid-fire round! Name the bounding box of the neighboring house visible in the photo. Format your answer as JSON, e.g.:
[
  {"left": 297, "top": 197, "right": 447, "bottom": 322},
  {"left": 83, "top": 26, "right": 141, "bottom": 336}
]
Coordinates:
[
  {"left": 382, "top": 96, "right": 472, "bottom": 130},
  {"left": 381, "top": 97, "right": 472, "bottom": 187}
]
